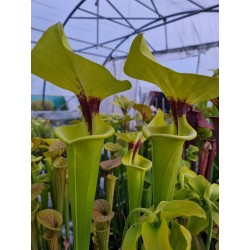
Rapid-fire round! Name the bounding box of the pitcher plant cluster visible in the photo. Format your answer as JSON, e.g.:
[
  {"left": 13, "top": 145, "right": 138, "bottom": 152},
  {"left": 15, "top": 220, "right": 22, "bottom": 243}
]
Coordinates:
[{"left": 31, "top": 23, "right": 219, "bottom": 250}]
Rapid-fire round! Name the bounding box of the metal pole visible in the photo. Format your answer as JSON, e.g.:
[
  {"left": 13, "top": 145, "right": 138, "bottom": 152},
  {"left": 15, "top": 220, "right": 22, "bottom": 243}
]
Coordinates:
[{"left": 42, "top": 79, "right": 46, "bottom": 110}]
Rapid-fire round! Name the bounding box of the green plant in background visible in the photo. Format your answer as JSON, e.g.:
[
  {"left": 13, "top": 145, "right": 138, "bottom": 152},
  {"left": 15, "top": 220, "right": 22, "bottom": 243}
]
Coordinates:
[
  {"left": 174, "top": 167, "right": 219, "bottom": 250},
  {"left": 36, "top": 209, "right": 63, "bottom": 250},
  {"left": 31, "top": 183, "right": 46, "bottom": 250},
  {"left": 31, "top": 117, "right": 54, "bottom": 139},
  {"left": 133, "top": 103, "right": 153, "bottom": 129},
  {"left": 101, "top": 139, "right": 129, "bottom": 247},
  {"left": 31, "top": 138, "right": 44, "bottom": 184},
  {"left": 181, "top": 144, "right": 200, "bottom": 169},
  {"left": 92, "top": 199, "right": 115, "bottom": 250},
  {"left": 185, "top": 69, "right": 219, "bottom": 181},
  {"left": 32, "top": 100, "right": 55, "bottom": 111},
  {"left": 43, "top": 140, "right": 66, "bottom": 215},
  {"left": 112, "top": 95, "right": 135, "bottom": 115},
  {"left": 185, "top": 104, "right": 217, "bottom": 180},
  {"left": 122, "top": 200, "right": 206, "bottom": 250},
  {"left": 112, "top": 95, "right": 135, "bottom": 132},
  {"left": 100, "top": 112, "right": 124, "bottom": 132},
  {"left": 31, "top": 22, "right": 131, "bottom": 250},
  {"left": 43, "top": 140, "right": 67, "bottom": 247}
]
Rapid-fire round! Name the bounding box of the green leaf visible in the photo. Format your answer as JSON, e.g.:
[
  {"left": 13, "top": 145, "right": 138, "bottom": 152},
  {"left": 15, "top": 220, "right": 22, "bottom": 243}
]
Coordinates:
[
  {"left": 31, "top": 155, "right": 43, "bottom": 163},
  {"left": 122, "top": 224, "right": 142, "bottom": 250},
  {"left": 179, "top": 166, "right": 197, "bottom": 180},
  {"left": 112, "top": 95, "right": 135, "bottom": 114},
  {"left": 159, "top": 200, "right": 206, "bottom": 222},
  {"left": 116, "top": 131, "right": 146, "bottom": 146},
  {"left": 141, "top": 215, "right": 172, "bottom": 250},
  {"left": 32, "top": 22, "right": 131, "bottom": 101},
  {"left": 186, "top": 215, "right": 208, "bottom": 236},
  {"left": 43, "top": 139, "right": 66, "bottom": 159},
  {"left": 36, "top": 173, "right": 51, "bottom": 183},
  {"left": 187, "top": 175, "right": 211, "bottom": 198},
  {"left": 169, "top": 220, "right": 192, "bottom": 250},
  {"left": 103, "top": 141, "right": 128, "bottom": 157},
  {"left": 40, "top": 138, "right": 58, "bottom": 146},
  {"left": 124, "top": 34, "right": 219, "bottom": 106},
  {"left": 209, "top": 183, "right": 219, "bottom": 202},
  {"left": 211, "top": 202, "right": 219, "bottom": 226},
  {"left": 180, "top": 160, "right": 191, "bottom": 169},
  {"left": 31, "top": 138, "right": 40, "bottom": 152},
  {"left": 191, "top": 235, "right": 206, "bottom": 250},
  {"left": 133, "top": 103, "right": 153, "bottom": 123},
  {"left": 146, "top": 108, "right": 167, "bottom": 127},
  {"left": 173, "top": 189, "right": 200, "bottom": 202},
  {"left": 32, "top": 23, "right": 131, "bottom": 134},
  {"left": 103, "top": 142, "right": 123, "bottom": 152},
  {"left": 185, "top": 145, "right": 199, "bottom": 162}
]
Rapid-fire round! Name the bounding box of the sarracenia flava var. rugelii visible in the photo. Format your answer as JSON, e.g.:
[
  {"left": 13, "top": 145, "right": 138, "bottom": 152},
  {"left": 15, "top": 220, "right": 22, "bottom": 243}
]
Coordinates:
[
  {"left": 124, "top": 34, "right": 219, "bottom": 206},
  {"left": 31, "top": 22, "right": 131, "bottom": 250}
]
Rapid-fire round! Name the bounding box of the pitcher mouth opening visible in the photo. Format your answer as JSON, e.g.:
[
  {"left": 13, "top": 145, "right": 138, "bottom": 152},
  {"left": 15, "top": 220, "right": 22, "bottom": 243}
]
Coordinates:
[{"left": 54, "top": 118, "right": 114, "bottom": 145}]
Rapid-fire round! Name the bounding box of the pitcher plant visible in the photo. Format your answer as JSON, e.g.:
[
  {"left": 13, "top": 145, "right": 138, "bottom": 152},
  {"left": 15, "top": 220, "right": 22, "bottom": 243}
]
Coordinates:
[
  {"left": 122, "top": 200, "right": 206, "bottom": 250},
  {"left": 31, "top": 22, "right": 131, "bottom": 249},
  {"left": 123, "top": 34, "right": 219, "bottom": 206},
  {"left": 117, "top": 132, "right": 152, "bottom": 224}
]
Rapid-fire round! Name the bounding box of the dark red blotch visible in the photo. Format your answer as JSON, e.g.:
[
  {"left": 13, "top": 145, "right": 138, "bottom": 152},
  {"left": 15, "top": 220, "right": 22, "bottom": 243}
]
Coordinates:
[{"left": 77, "top": 92, "right": 101, "bottom": 134}]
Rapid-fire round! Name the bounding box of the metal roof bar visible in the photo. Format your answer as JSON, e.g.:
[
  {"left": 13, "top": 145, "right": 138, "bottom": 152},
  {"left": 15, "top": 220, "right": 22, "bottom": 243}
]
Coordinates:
[
  {"left": 150, "top": 0, "right": 160, "bottom": 15},
  {"left": 107, "top": 0, "right": 156, "bottom": 53},
  {"left": 75, "top": 50, "right": 107, "bottom": 58},
  {"left": 70, "top": 17, "right": 158, "bottom": 20},
  {"left": 63, "top": 0, "right": 87, "bottom": 26},
  {"left": 77, "top": 17, "right": 162, "bottom": 52},
  {"left": 77, "top": 8, "right": 132, "bottom": 28},
  {"left": 96, "top": 0, "right": 99, "bottom": 46},
  {"left": 186, "top": 0, "right": 205, "bottom": 10},
  {"left": 75, "top": 6, "right": 218, "bottom": 54},
  {"left": 164, "top": 20, "right": 168, "bottom": 50},
  {"left": 107, "top": 41, "right": 219, "bottom": 62},
  {"left": 103, "top": 4, "right": 219, "bottom": 64},
  {"left": 31, "top": 27, "right": 127, "bottom": 54},
  {"left": 135, "top": 0, "right": 158, "bottom": 15},
  {"left": 106, "top": 0, "right": 135, "bottom": 30}
]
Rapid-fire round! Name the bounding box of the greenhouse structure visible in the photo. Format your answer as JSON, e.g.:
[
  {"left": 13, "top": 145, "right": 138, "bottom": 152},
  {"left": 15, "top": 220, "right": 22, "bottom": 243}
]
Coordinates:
[{"left": 32, "top": 0, "right": 218, "bottom": 118}]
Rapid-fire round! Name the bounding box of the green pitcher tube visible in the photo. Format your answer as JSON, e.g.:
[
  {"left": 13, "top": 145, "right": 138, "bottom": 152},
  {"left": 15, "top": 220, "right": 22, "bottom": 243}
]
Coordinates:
[
  {"left": 122, "top": 152, "right": 152, "bottom": 224},
  {"left": 52, "top": 157, "right": 67, "bottom": 217},
  {"left": 92, "top": 199, "right": 115, "bottom": 250},
  {"left": 54, "top": 117, "right": 114, "bottom": 250},
  {"left": 142, "top": 112, "right": 196, "bottom": 206},
  {"left": 43, "top": 231, "right": 59, "bottom": 250},
  {"left": 105, "top": 174, "right": 118, "bottom": 211},
  {"left": 31, "top": 202, "right": 39, "bottom": 250}
]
